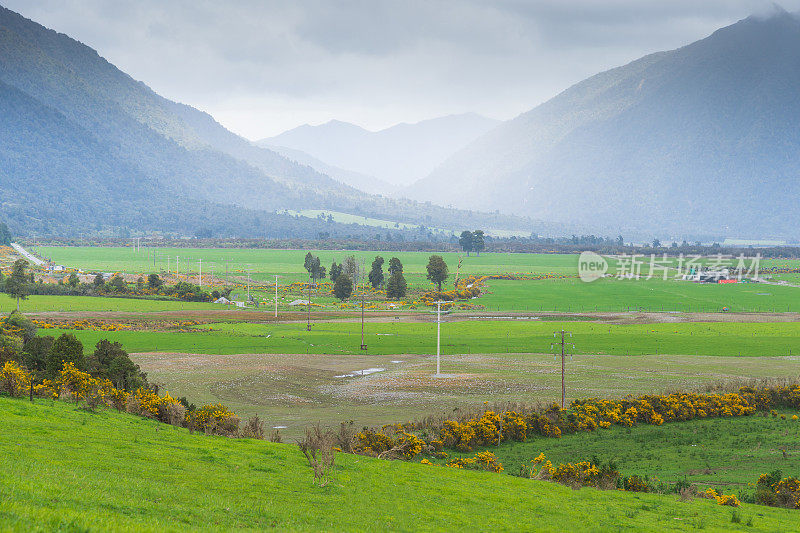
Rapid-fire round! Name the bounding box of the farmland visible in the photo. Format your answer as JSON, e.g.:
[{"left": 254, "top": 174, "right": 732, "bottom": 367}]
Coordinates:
[
  {"left": 3, "top": 396, "right": 797, "bottom": 532},
  {"left": 9, "top": 246, "right": 800, "bottom": 435},
  {"left": 33, "top": 246, "right": 800, "bottom": 313},
  {"left": 5, "top": 244, "right": 800, "bottom": 530}
]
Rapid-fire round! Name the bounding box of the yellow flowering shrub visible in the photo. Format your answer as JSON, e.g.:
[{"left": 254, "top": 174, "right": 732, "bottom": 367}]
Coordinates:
[
  {"left": 188, "top": 403, "right": 240, "bottom": 437},
  {"left": 0, "top": 361, "right": 31, "bottom": 397},
  {"left": 355, "top": 429, "right": 395, "bottom": 456},
  {"left": 447, "top": 451, "right": 503, "bottom": 473},
  {"left": 702, "top": 488, "right": 740, "bottom": 507},
  {"left": 757, "top": 472, "right": 800, "bottom": 509}
]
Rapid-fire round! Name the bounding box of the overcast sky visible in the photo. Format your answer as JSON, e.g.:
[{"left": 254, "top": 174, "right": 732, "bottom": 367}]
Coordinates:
[{"left": 4, "top": 1, "right": 799, "bottom": 139}]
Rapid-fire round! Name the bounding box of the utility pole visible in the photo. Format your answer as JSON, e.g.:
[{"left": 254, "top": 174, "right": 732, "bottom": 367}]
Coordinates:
[
  {"left": 360, "top": 284, "right": 367, "bottom": 350},
  {"left": 274, "top": 275, "right": 280, "bottom": 320},
  {"left": 306, "top": 281, "right": 312, "bottom": 331},
  {"left": 432, "top": 301, "right": 448, "bottom": 376},
  {"left": 551, "top": 330, "right": 575, "bottom": 409}
]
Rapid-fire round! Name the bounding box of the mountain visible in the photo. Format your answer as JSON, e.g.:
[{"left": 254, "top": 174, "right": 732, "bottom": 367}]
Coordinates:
[
  {"left": 260, "top": 144, "right": 395, "bottom": 195},
  {"left": 407, "top": 11, "right": 800, "bottom": 238},
  {"left": 0, "top": 5, "right": 531, "bottom": 238},
  {"left": 260, "top": 113, "right": 500, "bottom": 188}
]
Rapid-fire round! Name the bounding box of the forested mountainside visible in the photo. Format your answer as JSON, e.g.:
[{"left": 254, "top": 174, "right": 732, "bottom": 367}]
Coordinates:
[{"left": 408, "top": 12, "right": 800, "bottom": 238}]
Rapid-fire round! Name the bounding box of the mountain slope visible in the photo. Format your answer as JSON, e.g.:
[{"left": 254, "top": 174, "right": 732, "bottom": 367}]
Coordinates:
[
  {"left": 0, "top": 5, "right": 534, "bottom": 237},
  {"left": 408, "top": 12, "right": 800, "bottom": 238},
  {"left": 261, "top": 113, "right": 500, "bottom": 188}
]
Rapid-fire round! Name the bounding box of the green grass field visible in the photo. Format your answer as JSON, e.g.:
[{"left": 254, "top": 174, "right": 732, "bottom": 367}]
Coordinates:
[
  {"left": 459, "top": 413, "right": 800, "bottom": 491},
  {"left": 38, "top": 320, "right": 800, "bottom": 357},
  {"left": 32, "top": 247, "right": 800, "bottom": 313},
  {"left": 3, "top": 295, "right": 224, "bottom": 314},
  {"left": 38, "top": 247, "right": 580, "bottom": 278},
  {"left": 480, "top": 277, "right": 800, "bottom": 313},
  {"left": 2, "top": 396, "right": 797, "bottom": 531}
]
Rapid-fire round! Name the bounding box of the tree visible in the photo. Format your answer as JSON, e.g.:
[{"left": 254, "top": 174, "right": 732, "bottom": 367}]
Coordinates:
[
  {"left": 329, "top": 261, "right": 343, "bottom": 282},
  {"left": 368, "top": 256, "right": 384, "bottom": 288},
  {"left": 108, "top": 275, "right": 127, "bottom": 293},
  {"left": 147, "top": 273, "right": 163, "bottom": 290},
  {"left": 333, "top": 274, "right": 353, "bottom": 300},
  {"left": 89, "top": 339, "right": 146, "bottom": 390},
  {"left": 388, "top": 257, "right": 403, "bottom": 276},
  {"left": 92, "top": 273, "right": 105, "bottom": 289},
  {"left": 6, "top": 259, "right": 29, "bottom": 311},
  {"left": 304, "top": 253, "right": 326, "bottom": 284},
  {"left": 616, "top": 235, "right": 624, "bottom": 246},
  {"left": 385, "top": 271, "right": 407, "bottom": 299},
  {"left": 459, "top": 231, "right": 474, "bottom": 256},
  {"left": 472, "top": 230, "right": 485, "bottom": 256},
  {"left": 652, "top": 238, "right": 662, "bottom": 248},
  {"left": 24, "top": 335, "right": 53, "bottom": 400},
  {"left": 136, "top": 276, "right": 144, "bottom": 291},
  {"left": 6, "top": 311, "right": 37, "bottom": 343},
  {"left": 47, "top": 333, "right": 85, "bottom": 377},
  {"left": 342, "top": 255, "right": 359, "bottom": 281},
  {"left": 303, "top": 252, "right": 315, "bottom": 274},
  {"left": 67, "top": 272, "right": 80, "bottom": 287},
  {"left": 426, "top": 255, "right": 449, "bottom": 291}
]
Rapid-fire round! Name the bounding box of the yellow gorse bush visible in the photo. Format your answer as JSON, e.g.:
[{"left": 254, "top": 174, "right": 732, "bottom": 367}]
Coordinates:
[
  {"left": 0, "top": 361, "right": 31, "bottom": 397},
  {"left": 188, "top": 403, "right": 240, "bottom": 437},
  {"left": 446, "top": 451, "right": 503, "bottom": 473}
]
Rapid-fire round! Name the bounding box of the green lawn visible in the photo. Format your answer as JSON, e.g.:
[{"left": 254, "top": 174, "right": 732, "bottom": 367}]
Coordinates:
[
  {"left": 38, "top": 320, "right": 800, "bottom": 357},
  {"left": 2, "top": 396, "right": 797, "bottom": 531},
  {"left": 468, "top": 413, "right": 800, "bottom": 493}
]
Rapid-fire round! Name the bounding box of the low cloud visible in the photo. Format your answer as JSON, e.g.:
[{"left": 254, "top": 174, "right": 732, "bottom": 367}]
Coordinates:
[{"left": 5, "top": 0, "right": 799, "bottom": 138}]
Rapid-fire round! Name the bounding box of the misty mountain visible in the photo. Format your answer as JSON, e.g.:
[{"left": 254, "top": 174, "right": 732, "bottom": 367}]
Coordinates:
[
  {"left": 260, "top": 113, "right": 500, "bottom": 188},
  {"left": 259, "top": 144, "right": 395, "bottom": 195},
  {"left": 407, "top": 11, "right": 800, "bottom": 238},
  {"left": 0, "top": 5, "right": 532, "bottom": 238}
]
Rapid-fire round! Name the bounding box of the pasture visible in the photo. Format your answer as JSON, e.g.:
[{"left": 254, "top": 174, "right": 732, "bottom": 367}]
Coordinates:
[
  {"left": 4, "top": 397, "right": 794, "bottom": 531},
  {"left": 37, "top": 320, "right": 800, "bottom": 357},
  {"left": 32, "top": 247, "right": 800, "bottom": 313},
  {"left": 484, "top": 412, "right": 800, "bottom": 490}
]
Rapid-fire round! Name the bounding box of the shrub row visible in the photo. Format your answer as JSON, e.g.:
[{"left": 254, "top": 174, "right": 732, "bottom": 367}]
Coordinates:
[{"left": 1, "top": 360, "right": 243, "bottom": 437}]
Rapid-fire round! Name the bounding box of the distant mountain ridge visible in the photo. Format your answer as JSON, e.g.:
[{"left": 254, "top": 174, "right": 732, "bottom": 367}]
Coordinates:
[
  {"left": 0, "top": 5, "right": 532, "bottom": 238},
  {"left": 260, "top": 113, "right": 500, "bottom": 188},
  {"left": 406, "top": 11, "right": 800, "bottom": 238}
]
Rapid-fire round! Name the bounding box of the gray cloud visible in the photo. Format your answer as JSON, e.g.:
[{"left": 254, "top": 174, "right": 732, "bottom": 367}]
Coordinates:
[{"left": 4, "top": 0, "right": 799, "bottom": 138}]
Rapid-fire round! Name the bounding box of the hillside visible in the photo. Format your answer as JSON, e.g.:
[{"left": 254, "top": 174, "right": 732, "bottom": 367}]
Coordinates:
[
  {"left": 261, "top": 113, "right": 500, "bottom": 188},
  {"left": 0, "top": 6, "right": 531, "bottom": 238},
  {"left": 407, "top": 11, "right": 800, "bottom": 239},
  {"left": 2, "top": 396, "right": 796, "bottom": 531}
]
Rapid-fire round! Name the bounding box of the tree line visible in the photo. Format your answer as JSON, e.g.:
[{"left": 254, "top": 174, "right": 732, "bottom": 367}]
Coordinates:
[{"left": 304, "top": 252, "right": 409, "bottom": 300}]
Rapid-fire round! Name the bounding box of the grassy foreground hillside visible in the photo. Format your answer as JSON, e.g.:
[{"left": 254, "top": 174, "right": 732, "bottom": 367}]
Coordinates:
[{"left": 1, "top": 397, "right": 797, "bottom": 531}]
